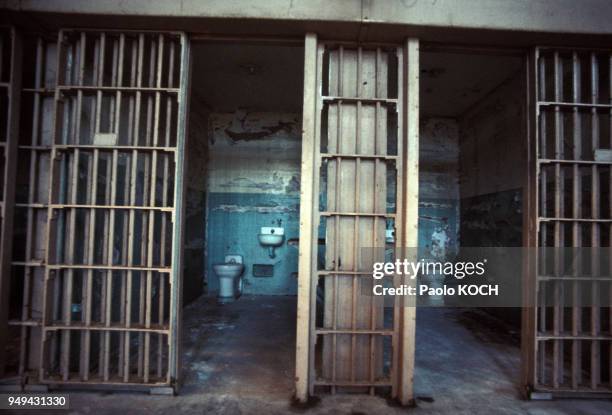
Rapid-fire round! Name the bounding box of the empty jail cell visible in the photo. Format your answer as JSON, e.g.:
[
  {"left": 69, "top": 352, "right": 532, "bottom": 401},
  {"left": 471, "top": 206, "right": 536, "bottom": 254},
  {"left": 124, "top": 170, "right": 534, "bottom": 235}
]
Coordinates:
[
  {"left": 6, "top": 29, "right": 191, "bottom": 390},
  {"left": 311, "top": 44, "right": 401, "bottom": 395},
  {"left": 530, "top": 48, "right": 612, "bottom": 396}
]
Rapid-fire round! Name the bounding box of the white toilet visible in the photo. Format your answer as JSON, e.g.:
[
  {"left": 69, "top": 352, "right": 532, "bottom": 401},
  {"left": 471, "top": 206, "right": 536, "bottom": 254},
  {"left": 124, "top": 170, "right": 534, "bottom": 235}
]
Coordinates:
[{"left": 213, "top": 255, "right": 244, "bottom": 303}]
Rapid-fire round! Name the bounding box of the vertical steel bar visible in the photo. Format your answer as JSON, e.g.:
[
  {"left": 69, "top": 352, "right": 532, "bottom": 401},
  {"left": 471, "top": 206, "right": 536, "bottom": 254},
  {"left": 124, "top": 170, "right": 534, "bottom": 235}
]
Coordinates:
[
  {"left": 552, "top": 51, "right": 564, "bottom": 388},
  {"left": 537, "top": 52, "right": 548, "bottom": 386},
  {"left": 18, "top": 36, "right": 44, "bottom": 378},
  {"left": 144, "top": 33, "right": 163, "bottom": 383},
  {"left": 167, "top": 31, "right": 190, "bottom": 388},
  {"left": 158, "top": 39, "right": 175, "bottom": 378},
  {"left": 589, "top": 52, "right": 601, "bottom": 389},
  {"left": 349, "top": 47, "right": 362, "bottom": 384},
  {"left": 138, "top": 35, "right": 156, "bottom": 379},
  {"left": 570, "top": 51, "right": 582, "bottom": 389},
  {"left": 398, "top": 38, "right": 419, "bottom": 406},
  {"left": 369, "top": 50, "right": 381, "bottom": 392},
  {"left": 330, "top": 46, "right": 343, "bottom": 394},
  {"left": 296, "top": 34, "right": 320, "bottom": 401},
  {"left": 124, "top": 33, "right": 144, "bottom": 383}
]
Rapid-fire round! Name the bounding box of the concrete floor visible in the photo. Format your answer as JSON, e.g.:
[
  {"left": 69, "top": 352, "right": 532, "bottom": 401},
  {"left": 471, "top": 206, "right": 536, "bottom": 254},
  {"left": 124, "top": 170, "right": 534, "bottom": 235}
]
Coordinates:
[{"left": 56, "top": 295, "right": 610, "bottom": 414}]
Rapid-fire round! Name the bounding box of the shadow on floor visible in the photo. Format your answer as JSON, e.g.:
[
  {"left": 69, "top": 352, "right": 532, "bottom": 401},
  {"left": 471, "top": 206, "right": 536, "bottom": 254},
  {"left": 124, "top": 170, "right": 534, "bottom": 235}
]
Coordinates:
[{"left": 63, "top": 298, "right": 610, "bottom": 414}]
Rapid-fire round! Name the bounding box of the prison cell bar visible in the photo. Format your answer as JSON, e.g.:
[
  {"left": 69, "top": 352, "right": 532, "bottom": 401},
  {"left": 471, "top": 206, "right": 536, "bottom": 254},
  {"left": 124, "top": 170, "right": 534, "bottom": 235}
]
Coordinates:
[
  {"left": 311, "top": 43, "right": 403, "bottom": 397},
  {"left": 529, "top": 47, "right": 612, "bottom": 398},
  {"left": 4, "top": 35, "right": 51, "bottom": 387},
  {"left": 33, "top": 29, "right": 186, "bottom": 391}
]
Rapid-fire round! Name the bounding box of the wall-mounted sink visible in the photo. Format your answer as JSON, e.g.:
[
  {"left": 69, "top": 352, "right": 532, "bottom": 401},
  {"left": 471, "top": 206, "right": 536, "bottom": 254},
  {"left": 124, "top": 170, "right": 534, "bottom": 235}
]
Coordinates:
[
  {"left": 258, "top": 227, "right": 285, "bottom": 258},
  {"left": 258, "top": 233, "right": 284, "bottom": 246}
]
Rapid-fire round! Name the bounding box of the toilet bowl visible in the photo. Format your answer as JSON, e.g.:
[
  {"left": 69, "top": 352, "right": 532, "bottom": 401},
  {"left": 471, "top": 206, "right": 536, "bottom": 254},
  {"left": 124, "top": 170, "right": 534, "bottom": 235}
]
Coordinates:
[{"left": 213, "top": 255, "right": 244, "bottom": 303}]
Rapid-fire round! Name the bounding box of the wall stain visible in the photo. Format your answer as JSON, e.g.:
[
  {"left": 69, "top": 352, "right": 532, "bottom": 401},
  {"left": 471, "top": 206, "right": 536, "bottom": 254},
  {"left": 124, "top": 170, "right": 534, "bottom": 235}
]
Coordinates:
[
  {"left": 285, "top": 175, "right": 301, "bottom": 193},
  {"left": 218, "top": 174, "right": 285, "bottom": 192},
  {"left": 225, "top": 121, "right": 294, "bottom": 142},
  {"left": 419, "top": 201, "right": 454, "bottom": 209},
  {"left": 430, "top": 227, "right": 451, "bottom": 259},
  {"left": 213, "top": 203, "right": 298, "bottom": 214},
  {"left": 419, "top": 215, "right": 449, "bottom": 224}
]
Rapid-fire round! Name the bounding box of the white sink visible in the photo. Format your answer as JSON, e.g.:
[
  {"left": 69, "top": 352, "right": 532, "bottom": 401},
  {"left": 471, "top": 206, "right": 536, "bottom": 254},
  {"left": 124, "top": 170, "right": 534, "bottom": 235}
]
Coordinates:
[
  {"left": 258, "top": 233, "right": 284, "bottom": 247},
  {"left": 258, "top": 227, "right": 285, "bottom": 247}
]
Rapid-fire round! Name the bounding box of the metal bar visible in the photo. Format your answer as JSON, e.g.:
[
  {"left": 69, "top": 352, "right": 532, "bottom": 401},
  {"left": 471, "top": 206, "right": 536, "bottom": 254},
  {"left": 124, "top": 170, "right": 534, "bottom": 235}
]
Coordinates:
[
  {"left": 44, "top": 325, "right": 169, "bottom": 334},
  {"left": 73, "top": 31, "right": 92, "bottom": 382},
  {"left": 539, "top": 217, "right": 612, "bottom": 223},
  {"left": 570, "top": 51, "right": 582, "bottom": 390},
  {"left": 117, "top": 33, "right": 128, "bottom": 379},
  {"left": 124, "top": 33, "right": 145, "bottom": 383},
  {"left": 552, "top": 51, "right": 565, "bottom": 388},
  {"left": 314, "top": 380, "right": 392, "bottom": 387},
  {"left": 167, "top": 31, "right": 190, "bottom": 389},
  {"left": 18, "top": 36, "right": 45, "bottom": 379},
  {"left": 538, "top": 159, "right": 612, "bottom": 165},
  {"left": 397, "top": 37, "right": 419, "bottom": 406},
  {"left": 48, "top": 205, "right": 173, "bottom": 212},
  {"left": 321, "top": 153, "right": 397, "bottom": 160},
  {"left": 60, "top": 35, "right": 83, "bottom": 378},
  {"left": 57, "top": 85, "right": 179, "bottom": 93},
  {"left": 157, "top": 39, "right": 175, "bottom": 377},
  {"left": 41, "top": 29, "right": 68, "bottom": 384},
  {"left": 589, "top": 52, "right": 601, "bottom": 390},
  {"left": 370, "top": 48, "right": 382, "bottom": 395},
  {"left": 537, "top": 334, "right": 612, "bottom": 341},
  {"left": 55, "top": 145, "right": 176, "bottom": 152},
  {"left": 322, "top": 96, "right": 397, "bottom": 104},
  {"left": 316, "top": 329, "right": 394, "bottom": 335},
  {"left": 320, "top": 212, "right": 395, "bottom": 218},
  {"left": 536, "top": 50, "right": 547, "bottom": 387},
  {"left": 93, "top": 33, "right": 108, "bottom": 380},
  {"left": 308, "top": 41, "right": 324, "bottom": 398},
  {"left": 143, "top": 33, "right": 164, "bottom": 383},
  {"left": 350, "top": 70, "right": 361, "bottom": 384},
  {"left": 48, "top": 264, "right": 171, "bottom": 272}
]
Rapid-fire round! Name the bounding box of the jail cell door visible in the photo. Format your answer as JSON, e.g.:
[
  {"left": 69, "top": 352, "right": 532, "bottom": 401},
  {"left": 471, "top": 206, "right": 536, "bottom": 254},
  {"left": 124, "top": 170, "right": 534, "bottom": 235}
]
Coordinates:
[
  {"left": 38, "top": 30, "right": 190, "bottom": 391},
  {"left": 296, "top": 35, "right": 419, "bottom": 405},
  {"left": 524, "top": 47, "right": 612, "bottom": 398}
]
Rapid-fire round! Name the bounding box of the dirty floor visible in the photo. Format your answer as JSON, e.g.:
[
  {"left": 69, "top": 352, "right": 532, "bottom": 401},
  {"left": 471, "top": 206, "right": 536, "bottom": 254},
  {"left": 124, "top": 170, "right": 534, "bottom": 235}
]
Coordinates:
[{"left": 45, "top": 295, "right": 610, "bottom": 414}]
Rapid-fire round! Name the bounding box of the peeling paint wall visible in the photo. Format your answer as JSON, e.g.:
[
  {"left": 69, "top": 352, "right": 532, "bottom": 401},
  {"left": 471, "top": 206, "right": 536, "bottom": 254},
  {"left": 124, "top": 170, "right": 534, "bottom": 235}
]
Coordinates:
[
  {"left": 459, "top": 73, "right": 525, "bottom": 248},
  {"left": 202, "top": 114, "right": 461, "bottom": 292},
  {"left": 419, "top": 118, "right": 460, "bottom": 260},
  {"left": 206, "top": 111, "right": 301, "bottom": 295}
]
